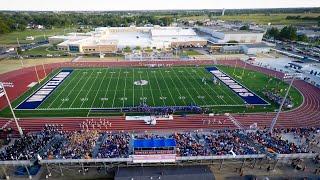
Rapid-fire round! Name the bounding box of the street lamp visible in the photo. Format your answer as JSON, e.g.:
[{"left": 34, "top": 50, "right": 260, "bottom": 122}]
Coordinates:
[
  {"left": 0, "top": 82, "right": 24, "bottom": 137},
  {"left": 269, "top": 73, "right": 302, "bottom": 134}
]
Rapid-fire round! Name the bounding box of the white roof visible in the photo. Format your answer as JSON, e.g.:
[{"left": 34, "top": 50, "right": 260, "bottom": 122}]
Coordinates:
[{"left": 151, "top": 28, "right": 197, "bottom": 37}]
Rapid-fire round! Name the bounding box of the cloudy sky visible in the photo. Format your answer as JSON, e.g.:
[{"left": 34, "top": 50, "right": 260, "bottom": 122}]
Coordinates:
[{"left": 0, "top": 0, "right": 319, "bottom": 11}]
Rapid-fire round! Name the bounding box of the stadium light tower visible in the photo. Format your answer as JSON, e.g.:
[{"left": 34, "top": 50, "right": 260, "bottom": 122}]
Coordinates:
[
  {"left": 269, "top": 73, "right": 302, "bottom": 134},
  {"left": 0, "top": 82, "right": 24, "bottom": 137}
]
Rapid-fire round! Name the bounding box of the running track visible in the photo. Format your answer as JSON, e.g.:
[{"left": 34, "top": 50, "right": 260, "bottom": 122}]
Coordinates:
[{"left": 0, "top": 59, "right": 319, "bottom": 135}]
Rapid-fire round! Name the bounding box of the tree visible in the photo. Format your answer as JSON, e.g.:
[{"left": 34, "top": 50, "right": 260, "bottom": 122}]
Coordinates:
[
  {"left": 0, "top": 20, "right": 10, "bottom": 34},
  {"left": 297, "top": 34, "right": 309, "bottom": 42},
  {"left": 265, "top": 27, "right": 279, "bottom": 38},
  {"left": 279, "top": 26, "right": 297, "bottom": 40},
  {"left": 135, "top": 46, "right": 141, "bottom": 50},
  {"left": 160, "top": 16, "right": 173, "bottom": 26},
  {"left": 239, "top": 25, "right": 250, "bottom": 30},
  {"left": 123, "top": 46, "right": 131, "bottom": 52}
]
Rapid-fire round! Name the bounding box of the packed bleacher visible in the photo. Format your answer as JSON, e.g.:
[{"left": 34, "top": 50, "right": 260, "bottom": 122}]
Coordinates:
[
  {"left": 0, "top": 127, "right": 318, "bottom": 161},
  {"left": 246, "top": 128, "right": 312, "bottom": 154},
  {"left": 170, "top": 132, "right": 211, "bottom": 156},
  {"left": 202, "top": 130, "right": 261, "bottom": 156},
  {"left": 97, "top": 133, "right": 130, "bottom": 158}
]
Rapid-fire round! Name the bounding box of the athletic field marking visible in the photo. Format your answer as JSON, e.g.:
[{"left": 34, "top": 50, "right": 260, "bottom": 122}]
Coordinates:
[
  {"left": 111, "top": 69, "right": 122, "bottom": 108},
  {"left": 170, "top": 67, "right": 196, "bottom": 104},
  {"left": 183, "top": 67, "right": 217, "bottom": 105},
  {"left": 178, "top": 68, "right": 207, "bottom": 105},
  {"left": 80, "top": 69, "right": 103, "bottom": 108},
  {"left": 158, "top": 69, "right": 178, "bottom": 106},
  {"left": 152, "top": 70, "right": 166, "bottom": 106},
  {"left": 132, "top": 68, "right": 135, "bottom": 107},
  {"left": 68, "top": 70, "right": 95, "bottom": 108},
  {"left": 46, "top": 70, "right": 84, "bottom": 109},
  {"left": 101, "top": 70, "right": 114, "bottom": 108},
  {"left": 123, "top": 68, "right": 128, "bottom": 107},
  {"left": 197, "top": 68, "right": 239, "bottom": 105},
  {"left": 89, "top": 68, "right": 109, "bottom": 108},
  {"left": 146, "top": 69, "right": 156, "bottom": 106}
]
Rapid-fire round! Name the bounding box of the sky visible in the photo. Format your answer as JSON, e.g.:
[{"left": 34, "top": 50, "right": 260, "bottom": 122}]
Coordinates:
[{"left": 0, "top": 0, "right": 319, "bottom": 11}]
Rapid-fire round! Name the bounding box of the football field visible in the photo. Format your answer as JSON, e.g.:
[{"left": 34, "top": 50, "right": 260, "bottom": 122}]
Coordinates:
[{"left": 18, "top": 66, "right": 248, "bottom": 110}]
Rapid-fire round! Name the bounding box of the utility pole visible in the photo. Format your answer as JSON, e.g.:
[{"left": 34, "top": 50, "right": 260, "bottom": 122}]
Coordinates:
[{"left": 269, "top": 73, "right": 302, "bottom": 134}]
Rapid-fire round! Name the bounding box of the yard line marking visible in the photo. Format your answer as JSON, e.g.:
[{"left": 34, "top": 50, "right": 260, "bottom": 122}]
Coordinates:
[
  {"left": 47, "top": 70, "right": 83, "bottom": 108},
  {"left": 152, "top": 69, "right": 166, "bottom": 106},
  {"left": 132, "top": 68, "right": 135, "bottom": 107},
  {"left": 178, "top": 68, "right": 207, "bottom": 105},
  {"left": 123, "top": 68, "right": 128, "bottom": 108},
  {"left": 101, "top": 70, "right": 114, "bottom": 108},
  {"left": 111, "top": 69, "right": 122, "bottom": 108},
  {"left": 170, "top": 67, "right": 196, "bottom": 104},
  {"left": 158, "top": 69, "right": 179, "bottom": 106},
  {"left": 197, "top": 68, "right": 239, "bottom": 105},
  {"left": 80, "top": 69, "right": 106, "bottom": 108},
  {"left": 67, "top": 70, "right": 95, "bottom": 108},
  {"left": 138, "top": 68, "right": 144, "bottom": 99},
  {"left": 183, "top": 67, "right": 217, "bottom": 105},
  {"left": 89, "top": 68, "right": 109, "bottom": 108},
  {"left": 145, "top": 69, "right": 156, "bottom": 106}
]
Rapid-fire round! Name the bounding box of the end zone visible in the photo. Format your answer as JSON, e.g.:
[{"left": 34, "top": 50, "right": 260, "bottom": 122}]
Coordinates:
[
  {"left": 15, "top": 69, "right": 74, "bottom": 110},
  {"left": 206, "top": 67, "right": 269, "bottom": 106}
]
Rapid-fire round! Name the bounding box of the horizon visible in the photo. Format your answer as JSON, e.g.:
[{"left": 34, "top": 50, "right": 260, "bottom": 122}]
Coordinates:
[{"left": 1, "top": 0, "right": 319, "bottom": 11}]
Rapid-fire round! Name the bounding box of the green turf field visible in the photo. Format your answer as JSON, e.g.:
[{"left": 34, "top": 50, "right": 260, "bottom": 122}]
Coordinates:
[
  {"left": 35, "top": 67, "right": 245, "bottom": 110},
  {"left": 0, "top": 65, "right": 303, "bottom": 118}
]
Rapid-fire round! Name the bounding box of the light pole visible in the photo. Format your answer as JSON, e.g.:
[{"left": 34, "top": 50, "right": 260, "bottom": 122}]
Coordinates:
[
  {"left": 269, "top": 73, "right": 302, "bottom": 134},
  {"left": 0, "top": 82, "right": 24, "bottom": 137}
]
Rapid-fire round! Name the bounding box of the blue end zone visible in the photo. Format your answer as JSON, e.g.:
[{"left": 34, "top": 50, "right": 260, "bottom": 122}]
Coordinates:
[
  {"left": 206, "top": 67, "right": 269, "bottom": 105},
  {"left": 16, "top": 69, "right": 74, "bottom": 110}
]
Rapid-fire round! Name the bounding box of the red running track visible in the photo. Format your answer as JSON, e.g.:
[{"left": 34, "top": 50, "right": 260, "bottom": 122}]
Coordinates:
[{"left": 0, "top": 59, "right": 319, "bottom": 134}]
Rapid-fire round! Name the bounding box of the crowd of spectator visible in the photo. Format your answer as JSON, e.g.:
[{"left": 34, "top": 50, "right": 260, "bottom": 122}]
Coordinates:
[
  {"left": 44, "top": 130, "right": 100, "bottom": 159},
  {"left": 97, "top": 133, "right": 130, "bottom": 158},
  {"left": 0, "top": 127, "right": 56, "bottom": 161},
  {"left": 202, "top": 130, "right": 261, "bottom": 156},
  {"left": 247, "top": 129, "right": 308, "bottom": 154},
  {"left": 0, "top": 127, "right": 318, "bottom": 161},
  {"left": 170, "top": 132, "right": 211, "bottom": 156}
]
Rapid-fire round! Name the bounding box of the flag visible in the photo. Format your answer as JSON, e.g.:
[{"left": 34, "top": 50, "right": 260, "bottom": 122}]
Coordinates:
[{"left": 0, "top": 84, "right": 4, "bottom": 97}]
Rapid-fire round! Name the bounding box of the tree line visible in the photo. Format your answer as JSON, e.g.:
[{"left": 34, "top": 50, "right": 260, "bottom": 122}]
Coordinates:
[
  {"left": 265, "top": 26, "right": 309, "bottom": 42},
  {"left": 0, "top": 12, "right": 174, "bottom": 34}
]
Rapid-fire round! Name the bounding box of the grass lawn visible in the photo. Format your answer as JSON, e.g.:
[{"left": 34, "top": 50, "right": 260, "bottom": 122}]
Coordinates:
[
  {"left": 179, "top": 50, "right": 202, "bottom": 56},
  {"left": 0, "top": 65, "right": 303, "bottom": 118},
  {"left": 215, "top": 13, "right": 320, "bottom": 25},
  {"left": 0, "top": 28, "right": 77, "bottom": 45},
  {"left": 21, "top": 46, "right": 66, "bottom": 55}
]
